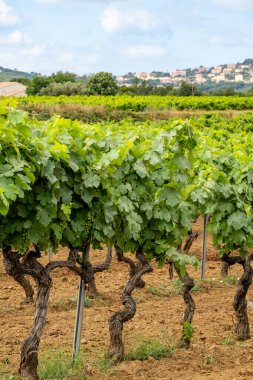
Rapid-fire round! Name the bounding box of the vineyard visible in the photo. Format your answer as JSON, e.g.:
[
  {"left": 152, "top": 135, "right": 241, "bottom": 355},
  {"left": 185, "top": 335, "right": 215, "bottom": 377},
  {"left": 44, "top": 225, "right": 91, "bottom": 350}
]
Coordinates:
[
  {"left": 0, "top": 96, "right": 253, "bottom": 379},
  {"left": 3, "top": 95, "right": 253, "bottom": 112}
]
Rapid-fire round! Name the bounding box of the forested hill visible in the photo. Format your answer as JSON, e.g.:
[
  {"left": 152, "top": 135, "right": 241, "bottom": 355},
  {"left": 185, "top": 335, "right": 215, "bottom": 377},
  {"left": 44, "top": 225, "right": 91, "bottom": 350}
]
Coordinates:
[{"left": 0, "top": 66, "right": 38, "bottom": 81}]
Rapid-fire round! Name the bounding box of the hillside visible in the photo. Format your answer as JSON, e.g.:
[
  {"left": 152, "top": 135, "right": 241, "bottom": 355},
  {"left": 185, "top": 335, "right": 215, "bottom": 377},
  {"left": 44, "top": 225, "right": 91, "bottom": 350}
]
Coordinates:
[
  {"left": 116, "top": 58, "right": 253, "bottom": 91},
  {"left": 0, "top": 66, "right": 38, "bottom": 81}
]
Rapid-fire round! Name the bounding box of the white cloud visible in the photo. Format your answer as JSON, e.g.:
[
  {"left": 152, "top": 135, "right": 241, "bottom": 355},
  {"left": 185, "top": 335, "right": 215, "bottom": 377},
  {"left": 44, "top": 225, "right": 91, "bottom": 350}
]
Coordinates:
[
  {"left": 0, "top": 0, "right": 18, "bottom": 27},
  {"left": 22, "top": 44, "right": 46, "bottom": 58},
  {"left": 206, "top": 0, "right": 253, "bottom": 11},
  {"left": 0, "top": 40, "right": 99, "bottom": 75},
  {"left": 210, "top": 35, "right": 239, "bottom": 46},
  {"left": 8, "top": 30, "right": 24, "bottom": 44},
  {"left": 37, "top": 0, "right": 142, "bottom": 2},
  {"left": 100, "top": 5, "right": 157, "bottom": 33},
  {"left": 37, "top": 0, "right": 59, "bottom": 2},
  {"left": 0, "top": 30, "right": 27, "bottom": 45},
  {"left": 122, "top": 44, "right": 166, "bottom": 58}
]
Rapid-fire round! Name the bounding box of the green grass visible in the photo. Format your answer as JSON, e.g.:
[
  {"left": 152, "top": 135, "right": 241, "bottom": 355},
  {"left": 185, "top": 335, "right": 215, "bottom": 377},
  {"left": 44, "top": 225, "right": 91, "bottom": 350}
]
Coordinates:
[
  {"left": 0, "top": 375, "right": 18, "bottom": 380},
  {"left": 1, "top": 358, "right": 10, "bottom": 365},
  {"left": 134, "top": 295, "right": 145, "bottom": 304},
  {"left": 51, "top": 296, "right": 93, "bottom": 311},
  {"left": 39, "top": 350, "right": 83, "bottom": 380},
  {"left": 193, "top": 276, "right": 238, "bottom": 291},
  {"left": 38, "top": 348, "right": 113, "bottom": 380},
  {"left": 84, "top": 297, "right": 93, "bottom": 308},
  {"left": 0, "top": 360, "right": 18, "bottom": 380},
  {"left": 125, "top": 335, "right": 175, "bottom": 361},
  {"left": 221, "top": 337, "right": 235, "bottom": 346},
  {"left": 147, "top": 280, "right": 182, "bottom": 297},
  {"left": 147, "top": 276, "right": 238, "bottom": 298}
]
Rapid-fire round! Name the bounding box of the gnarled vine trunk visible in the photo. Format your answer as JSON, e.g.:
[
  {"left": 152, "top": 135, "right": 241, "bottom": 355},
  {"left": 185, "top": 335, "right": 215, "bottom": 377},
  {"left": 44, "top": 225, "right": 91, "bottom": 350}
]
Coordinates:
[
  {"left": 19, "top": 271, "right": 52, "bottom": 379},
  {"left": 166, "top": 258, "right": 174, "bottom": 280},
  {"left": 220, "top": 252, "right": 231, "bottom": 278},
  {"left": 85, "top": 246, "right": 112, "bottom": 298},
  {"left": 174, "top": 270, "right": 195, "bottom": 348},
  {"left": 233, "top": 255, "right": 253, "bottom": 340},
  {"left": 108, "top": 248, "right": 152, "bottom": 363},
  {"left": 3, "top": 250, "right": 34, "bottom": 304},
  {"left": 115, "top": 245, "right": 146, "bottom": 288},
  {"left": 3, "top": 247, "right": 84, "bottom": 380},
  {"left": 175, "top": 232, "right": 198, "bottom": 348},
  {"left": 221, "top": 261, "right": 230, "bottom": 277},
  {"left": 222, "top": 253, "right": 253, "bottom": 340}
]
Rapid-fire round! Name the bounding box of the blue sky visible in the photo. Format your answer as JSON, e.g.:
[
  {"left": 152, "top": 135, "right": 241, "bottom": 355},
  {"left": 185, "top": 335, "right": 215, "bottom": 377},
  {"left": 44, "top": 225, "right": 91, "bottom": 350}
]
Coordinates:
[{"left": 0, "top": 0, "right": 253, "bottom": 75}]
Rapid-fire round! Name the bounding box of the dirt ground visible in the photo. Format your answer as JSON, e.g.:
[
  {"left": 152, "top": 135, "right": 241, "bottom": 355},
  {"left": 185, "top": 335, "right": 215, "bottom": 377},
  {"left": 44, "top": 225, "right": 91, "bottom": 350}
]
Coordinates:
[{"left": 0, "top": 219, "right": 253, "bottom": 380}]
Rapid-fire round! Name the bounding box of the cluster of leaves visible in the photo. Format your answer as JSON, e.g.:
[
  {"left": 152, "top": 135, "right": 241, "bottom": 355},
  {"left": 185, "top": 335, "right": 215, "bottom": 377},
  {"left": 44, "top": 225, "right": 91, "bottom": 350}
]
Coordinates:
[
  {"left": 23, "top": 71, "right": 118, "bottom": 96},
  {"left": 190, "top": 114, "right": 253, "bottom": 256},
  {"left": 39, "top": 82, "right": 88, "bottom": 96},
  {"left": 25, "top": 71, "right": 78, "bottom": 96},
  {"left": 3, "top": 106, "right": 253, "bottom": 265},
  {"left": 86, "top": 72, "right": 118, "bottom": 96},
  {"left": 0, "top": 109, "right": 199, "bottom": 270}
]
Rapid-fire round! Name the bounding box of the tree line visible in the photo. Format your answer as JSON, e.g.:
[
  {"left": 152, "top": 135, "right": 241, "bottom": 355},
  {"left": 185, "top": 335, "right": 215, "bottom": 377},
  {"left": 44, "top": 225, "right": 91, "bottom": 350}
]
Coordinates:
[{"left": 12, "top": 71, "right": 253, "bottom": 97}]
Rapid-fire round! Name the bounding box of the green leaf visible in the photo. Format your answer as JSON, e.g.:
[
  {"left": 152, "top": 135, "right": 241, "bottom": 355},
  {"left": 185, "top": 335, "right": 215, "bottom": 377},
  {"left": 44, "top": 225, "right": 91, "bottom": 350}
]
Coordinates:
[
  {"left": 36, "top": 207, "right": 51, "bottom": 227},
  {"left": 52, "top": 223, "right": 62, "bottom": 240},
  {"left": 227, "top": 211, "right": 248, "bottom": 231},
  {"left": 61, "top": 204, "right": 72, "bottom": 221},
  {"left": 157, "top": 187, "right": 180, "bottom": 207},
  {"left": 83, "top": 174, "right": 100, "bottom": 188}
]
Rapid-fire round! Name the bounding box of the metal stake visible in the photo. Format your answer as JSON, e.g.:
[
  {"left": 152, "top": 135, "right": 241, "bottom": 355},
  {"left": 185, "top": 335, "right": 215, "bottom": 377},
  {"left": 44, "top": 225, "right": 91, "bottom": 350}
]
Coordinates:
[
  {"left": 201, "top": 214, "right": 208, "bottom": 280},
  {"left": 72, "top": 243, "right": 90, "bottom": 362}
]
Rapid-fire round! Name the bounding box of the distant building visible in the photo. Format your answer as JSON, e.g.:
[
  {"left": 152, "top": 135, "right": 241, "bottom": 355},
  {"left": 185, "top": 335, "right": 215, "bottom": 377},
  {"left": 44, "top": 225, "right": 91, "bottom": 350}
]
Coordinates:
[
  {"left": 116, "top": 59, "right": 253, "bottom": 88},
  {"left": 171, "top": 69, "right": 187, "bottom": 77},
  {"left": 211, "top": 66, "right": 222, "bottom": 74},
  {"left": 0, "top": 82, "right": 27, "bottom": 96},
  {"left": 240, "top": 64, "right": 250, "bottom": 69},
  {"left": 135, "top": 72, "right": 150, "bottom": 80},
  {"left": 223, "top": 67, "right": 233, "bottom": 74},
  {"left": 235, "top": 74, "right": 244, "bottom": 82},
  {"left": 227, "top": 64, "right": 236, "bottom": 69},
  {"left": 213, "top": 75, "right": 226, "bottom": 82},
  {"left": 195, "top": 74, "right": 206, "bottom": 84},
  {"left": 195, "top": 66, "right": 208, "bottom": 73},
  {"left": 159, "top": 77, "right": 172, "bottom": 84},
  {"left": 172, "top": 77, "right": 185, "bottom": 83},
  {"left": 116, "top": 76, "right": 124, "bottom": 82}
]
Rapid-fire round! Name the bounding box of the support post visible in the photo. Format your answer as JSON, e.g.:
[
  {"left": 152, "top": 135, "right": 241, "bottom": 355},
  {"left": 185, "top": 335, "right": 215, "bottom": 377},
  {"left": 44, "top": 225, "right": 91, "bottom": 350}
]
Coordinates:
[
  {"left": 201, "top": 214, "right": 208, "bottom": 280},
  {"left": 72, "top": 243, "right": 90, "bottom": 362}
]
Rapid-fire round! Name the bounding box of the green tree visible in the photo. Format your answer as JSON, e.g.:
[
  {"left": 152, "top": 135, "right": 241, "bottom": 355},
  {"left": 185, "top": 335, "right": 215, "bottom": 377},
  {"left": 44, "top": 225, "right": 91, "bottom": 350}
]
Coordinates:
[
  {"left": 87, "top": 72, "right": 118, "bottom": 95},
  {"left": 246, "top": 86, "right": 253, "bottom": 96},
  {"left": 177, "top": 81, "right": 202, "bottom": 96},
  {"left": 39, "top": 81, "right": 88, "bottom": 96},
  {"left": 210, "top": 87, "right": 236, "bottom": 96},
  {"left": 10, "top": 77, "right": 31, "bottom": 86},
  {"left": 26, "top": 75, "right": 51, "bottom": 95},
  {"left": 118, "top": 80, "right": 175, "bottom": 96},
  {"left": 27, "top": 71, "right": 77, "bottom": 95},
  {"left": 49, "top": 71, "right": 76, "bottom": 83}
]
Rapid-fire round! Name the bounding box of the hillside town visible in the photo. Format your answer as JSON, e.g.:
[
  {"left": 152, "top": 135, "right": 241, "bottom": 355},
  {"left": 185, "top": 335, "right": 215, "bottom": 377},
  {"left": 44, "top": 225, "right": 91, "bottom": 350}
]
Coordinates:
[{"left": 116, "top": 59, "right": 253, "bottom": 87}]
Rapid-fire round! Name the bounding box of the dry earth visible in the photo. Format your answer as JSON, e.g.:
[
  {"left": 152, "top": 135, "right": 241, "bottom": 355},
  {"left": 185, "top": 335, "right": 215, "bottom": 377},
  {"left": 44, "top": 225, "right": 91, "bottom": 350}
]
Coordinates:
[{"left": 0, "top": 219, "right": 253, "bottom": 380}]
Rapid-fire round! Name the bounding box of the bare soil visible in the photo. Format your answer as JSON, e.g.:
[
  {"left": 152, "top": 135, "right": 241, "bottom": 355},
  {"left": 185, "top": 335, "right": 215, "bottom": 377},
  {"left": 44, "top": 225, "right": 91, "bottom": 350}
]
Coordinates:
[{"left": 0, "top": 219, "right": 253, "bottom": 380}]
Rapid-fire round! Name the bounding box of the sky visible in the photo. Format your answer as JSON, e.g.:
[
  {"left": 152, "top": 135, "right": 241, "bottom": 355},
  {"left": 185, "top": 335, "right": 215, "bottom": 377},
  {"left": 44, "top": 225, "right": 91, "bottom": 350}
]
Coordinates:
[{"left": 0, "top": 0, "right": 253, "bottom": 75}]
